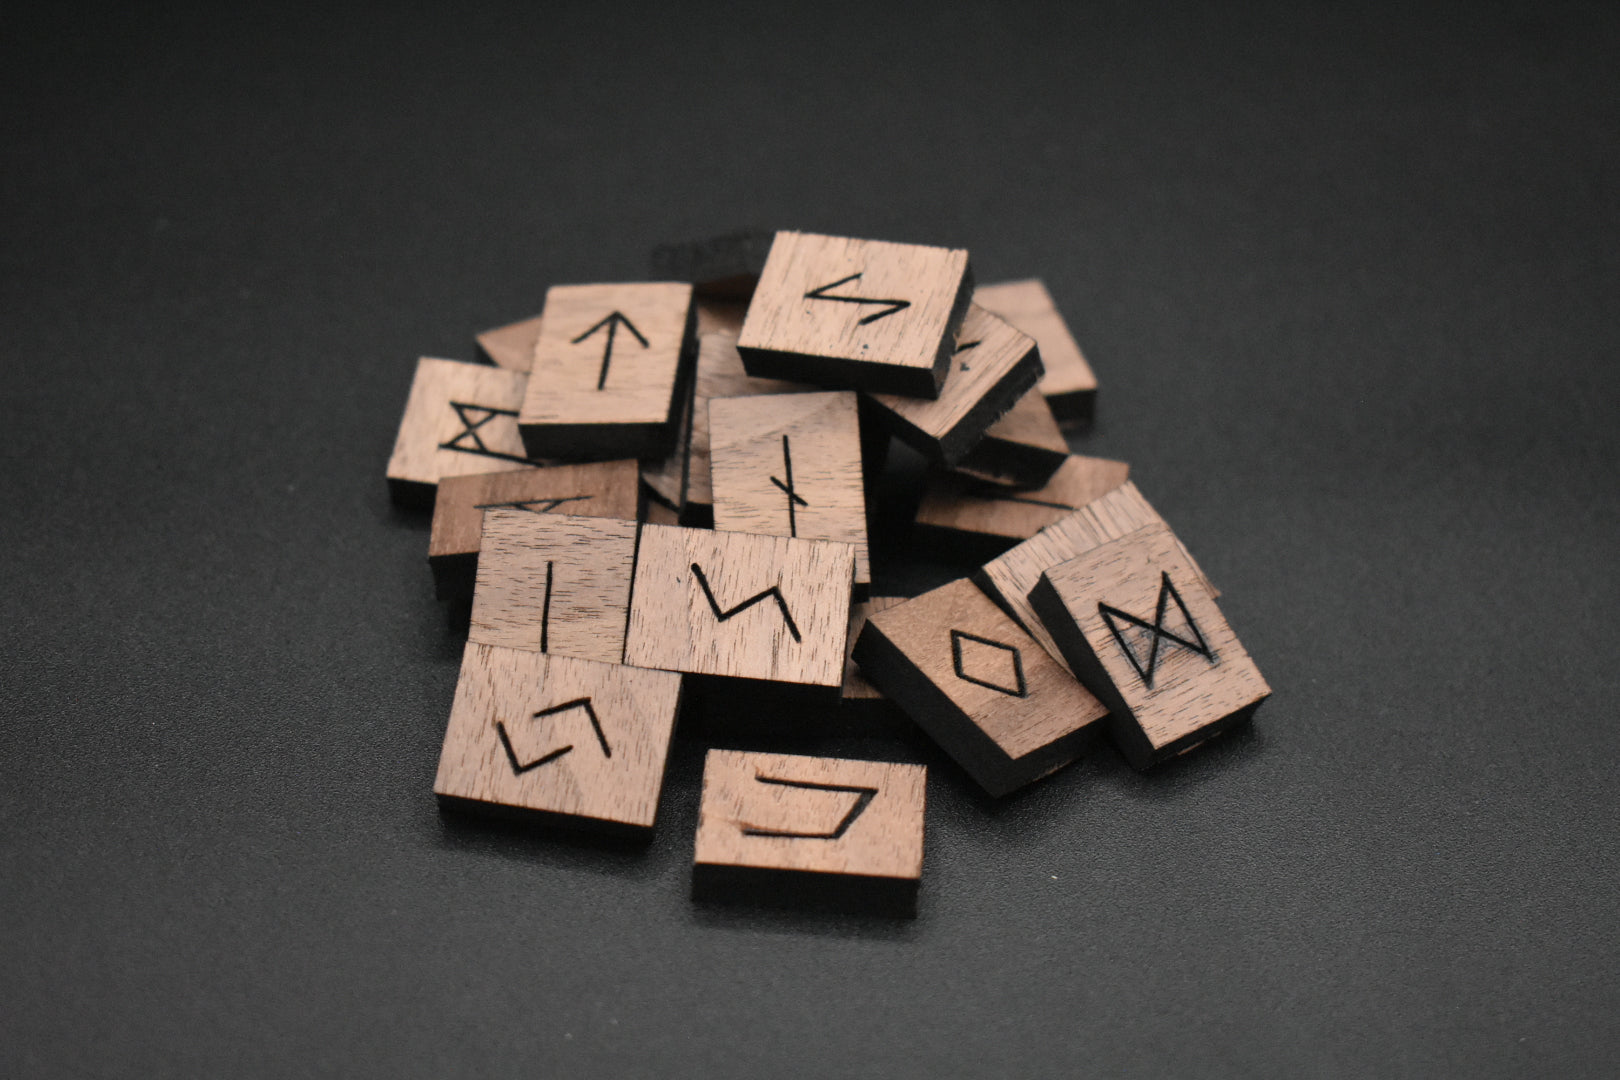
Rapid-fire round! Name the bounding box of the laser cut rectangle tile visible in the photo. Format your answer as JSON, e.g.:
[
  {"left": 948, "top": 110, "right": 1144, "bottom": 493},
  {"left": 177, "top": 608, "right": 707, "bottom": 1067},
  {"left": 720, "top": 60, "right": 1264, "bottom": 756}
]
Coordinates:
[
  {"left": 974, "top": 279, "right": 1098, "bottom": 424},
  {"left": 624, "top": 524, "right": 855, "bottom": 695},
  {"left": 853, "top": 578, "right": 1106, "bottom": 797},
  {"left": 708, "top": 391, "right": 870, "bottom": 592},
  {"left": 468, "top": 510, "right": 639, "bottom": 664},
  {"left": 914, "top": 454, "right": 1132, "bottom": 559},
  {"left": 692, "top": 749, "right": 926, "bottom": 916},
  {"left": 1030, "top": 523, "right": 1270, "bottom": 768},
  {"left": 951, "top": 387, "right": 1069, "bottom": 488},
  {"left": 862, "top": 304, "right": 1042, "bottom": 465},
  {"left": 639, "top": 367, "right": 695, "bottom": 515},
  {"left": 434, "top": 642, "right": 683, "bottom": 833},
  {"left": 686, "top": 332, "right": 811, "bottom": 521},
  {"left": 385, "top": 357, "right": 546, "bottom": 508},
  {"left": 737, "top": 231, "right": 973, "bottom": 398},
  {"left": 518, "top": 282, "right": 697, "bottom": 460},
  {"left": 474, "top": 312, "right": 544, "bottom": 372},
  {"left": 428, "top": 460, "right": 640, "bottom": 603},
  {"left": 972, "top": 481, "right": 1217, "bottom": 674},
  {"left": 843, "top": 596, "right": 906, "bottom": 703}
]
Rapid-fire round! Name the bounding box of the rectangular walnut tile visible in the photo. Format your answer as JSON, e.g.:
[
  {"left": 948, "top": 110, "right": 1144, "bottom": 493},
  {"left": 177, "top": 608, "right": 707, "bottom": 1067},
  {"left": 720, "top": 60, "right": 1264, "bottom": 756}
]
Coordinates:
[
  {"left": 862, "top": 304, "right": 1043, "bottom": 465},
  {"left": 385, "top": 357, "right": 546, "bottom": 508},
  {"left": 685, "top": 332, "right": 811, "bottom": 523},
  {"left": 428, "top": 460, "right": 640, "bottom": 604},
  {"left": 974, "top": 279, "right": 1098, "bottom": 424},
  {"left": 638, "top": 367, "right": 695, "bottom": 516},
  {"left": 468, "top": 510, "right": 639, "bottom": 664},
  {"left": 650, "top": 228, "right": 774, "bottom": 298},
  {"left": 852, "top": 578, "right": 1106, "bottom": 797},
  {"left": 972, "top": 481, "right": 1217, "bottom": 673},
  {"left": 843, "top": 596, "right": 906, "bottom": 703},
  {"left": 737, "top": 231, "right": 973, "bottom": 398},
  {"left": 692, "top": 749, "right": 926, "bottom": 916},
  {"left": 1030, "top": 523, "right": 1269, "bottom": 768},
  {"left": 624, "top": 524, "right": 854, "bottom": 698},
  {"left": 708, "top": 391, "right": 870, "bottom": 592},
  {"left": 914, "top": 454, "right": 1132, "bottom": 560},
  {"left": 951, "top": 387, "right": 1070, "bottom": 488},
  {"left": 518, "top": 282, "right": 697, "bottom": 460},
  {"left": 434, "top": 642, "right": 683, "bottom": 833},
  {"left": 474, "top": 312, "right": 544, "bottom": 372}
]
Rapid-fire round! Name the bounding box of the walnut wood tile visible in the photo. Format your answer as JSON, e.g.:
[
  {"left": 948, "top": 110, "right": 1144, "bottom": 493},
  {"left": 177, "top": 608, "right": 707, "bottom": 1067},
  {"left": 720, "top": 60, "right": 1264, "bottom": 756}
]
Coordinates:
[
  {"left": 862, "top": 304, "right": 1042, "bottom": 464},
  {"left": 853, "top": 578, "right": 1106, "bottom": 796},
  {"left": 951, "top": 387, "right": 1069, "bottom": 488},
  {"left": 737, "top": 231, "right": 973, "bottom": 398},
  {"left": 975, "top": 279, "right": 1098, "bottom": 424},
  {"left": 692, "top": 749, "right": 926, "bottom": 916},
  {"left": 518, "top": 282, "right": 697, "bottom": 460},
  {"left": 1030, "top": 523, "right": 1269, "bottom": 768},
  {"left": 844, "top": 596, "right": 906, "bottom": 702},
  {"left": 639, "top": 365, "right": 695, "bottom": 514},
  {"left": 914, "top": 454, "right": 1132, "bottom": 559},
  {"left": 709, "top": 391, "right": 870, "bottom": 591},
  {"left": 686, "top": 332, "right": 810, "bottom": 521},
  {"left": 386, "top": 357, "right": 547, "bottom": 509},
  {"left": 474, "top": 312, "right": 544, "bottom": 372},
  {"left": 650, "top": 228, "right": 773, "bottom": 299},
  {"left": 428, "top": 460, "right": 640, "bottom": 603},
  {"left": 434, "top": 642, "right": 682, "bottom": 834},
  {"left": 468, "top": 510, "right": 638, "bottom": 664}
]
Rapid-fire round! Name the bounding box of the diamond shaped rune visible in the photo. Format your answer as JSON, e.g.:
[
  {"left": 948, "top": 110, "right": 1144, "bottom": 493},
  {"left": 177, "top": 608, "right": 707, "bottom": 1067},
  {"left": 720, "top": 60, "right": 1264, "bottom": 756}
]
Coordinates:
[{"left": 949, "top": 629, "right": 1028, "bottom": 697}]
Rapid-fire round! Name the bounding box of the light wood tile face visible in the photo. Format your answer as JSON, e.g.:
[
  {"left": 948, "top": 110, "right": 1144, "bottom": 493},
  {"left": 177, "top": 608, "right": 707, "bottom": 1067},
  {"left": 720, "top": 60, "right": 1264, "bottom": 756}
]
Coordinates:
[
  {"left": 853, "top": 578, "right": 1105, "bottom": 795},
  {"left": 475, "top": 312, "right": 544, "bottom": 372},
  {"left": 434, "top": 643, "right": 682, "bottom": 831},
  {"left": 694, "top": 749, "right": 925, "bottom": 881},
  {"left": 624, "top": 524, "right": 854, "bottom": 689},
  {"left": 737, "top": 232, "right": 973, "bottom": 397},
  {"left": 917, "top": 454, "right": 1131, "bottom": 545},
  {"left": 639, "top": 371, "right": 694, "bottom": 512},
  {"left": 1031, "top": 524, "right": 1270, "bottom": 767},
  {"left": 386, "top": 357, "right": 543, "bottom": 505},
  {"left": 688, "top": 332, "right": 810, "bottom": 510},
  {"left": 952, "top": 387, "right": 1069, "bottom": 487},
  {"left": 972, "top": 481, "right": 1215, "bottom": 673},
  {"left": 709, "top": 391, "right": 870, "bottom": 588},
  {"left": 518, "top": 282, "right": 695, "bottom": 458},
  {"left": 468, "top": 510, "right": 638, "bottom": 664},
  {"left": 863, "top": 305, "right": 1042, "bottom": 464},
  {"left": 974, "top": 279, "right": 1097, "bottom": 419}
]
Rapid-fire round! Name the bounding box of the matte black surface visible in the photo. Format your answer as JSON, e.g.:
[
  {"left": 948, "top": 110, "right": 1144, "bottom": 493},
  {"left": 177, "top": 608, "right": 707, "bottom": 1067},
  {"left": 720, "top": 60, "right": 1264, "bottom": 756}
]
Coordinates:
[{"left": 3, "top": 2, "right": 1618, "bottom": 1077}]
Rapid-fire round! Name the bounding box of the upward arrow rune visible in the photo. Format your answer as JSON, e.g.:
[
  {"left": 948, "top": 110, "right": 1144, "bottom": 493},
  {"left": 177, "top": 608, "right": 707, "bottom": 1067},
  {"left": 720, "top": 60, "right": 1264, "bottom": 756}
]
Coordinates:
[
  {"left": 803, "top": 272, "right": 912, "bottom": 326},
  {"left": 571, "top": 311, "right": 648, "bottom": 389}
]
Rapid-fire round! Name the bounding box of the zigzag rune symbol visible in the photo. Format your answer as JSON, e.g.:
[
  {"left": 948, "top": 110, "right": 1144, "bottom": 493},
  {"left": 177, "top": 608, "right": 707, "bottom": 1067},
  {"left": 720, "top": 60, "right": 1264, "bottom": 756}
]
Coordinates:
[
  {"left": 689, "top": 563, "right": 802, "bottom": 643},
  {"left": 803, "top": 272, "right": 911, "bottom": 326},
  {"left": 1097, "top": 572, "right": 1212, "bottom": 689}
]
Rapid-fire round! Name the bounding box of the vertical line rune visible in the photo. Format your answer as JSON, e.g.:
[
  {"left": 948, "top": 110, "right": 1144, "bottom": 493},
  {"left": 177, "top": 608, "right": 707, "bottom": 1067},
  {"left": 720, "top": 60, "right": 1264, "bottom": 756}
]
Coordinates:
[{"left": 540, "top": 560, "right": 554, "bottom": 653}]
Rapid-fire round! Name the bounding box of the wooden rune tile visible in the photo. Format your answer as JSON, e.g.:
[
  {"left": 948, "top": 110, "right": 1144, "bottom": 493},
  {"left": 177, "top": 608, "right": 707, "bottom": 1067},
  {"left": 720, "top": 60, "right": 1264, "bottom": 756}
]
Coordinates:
[
  {"left": 973, "top": 482, "right": 1217, "bottom": 675},
  {"left": 853, "top": 578, "right": 1106, "bottom": 797},
  {"left": 1030, "top": 523, "right": 1270, "bottom": 768},
  {"left": 843, "top": 596, "right": 906, "bottom": 703},
  {"left": 468, "top": 510, "right": 638, "bottom": 664},
  {"left": 737, "top": 231, "right": 974, "bottom": 398},
  {"left": 975, "top": 279, "right": 1098, "bottom": 424},
  {"left": 428, "top": 460, "right": 640, "bottom": 604},
  {"left": 650, "top": 228, "right": 774, "bottom": 299},
  {"left": 686, "top": 332, "right": 811, "bottom": 523},
  {"left": 474, "top": 312, "right": 544, "bottom": 372},
  {"left": 952, "top": 387, "right": 1070, "bottom": 488},
  {"left": 623, "top": 524, "right": 855, "bottom": 698},
  {"left": 708, "top": 391, "right": 870, "bottom": 592},
  {"left": 434, "top": 642, "right": 683, "bottom": 834},
  {"left": 862, "top": 304, "right": 1043, "bottom": 465},
  {"left": 914, "top": 454, "right": 1132, "bottom": 559},
  {"left": 695, "top": 298, "right": 749, "bottom": 336},
  {"left": 518, "top": 282, "right": 697, "bottom": 460},
  {"left": 692, "top": 749, "right": 926, "bottom": 916},
  {"left": 386, "top": 357, "right": 547, "bottom": 509},
  {"left": 639, "top": 366, "right": 695, "bottom": 515}
]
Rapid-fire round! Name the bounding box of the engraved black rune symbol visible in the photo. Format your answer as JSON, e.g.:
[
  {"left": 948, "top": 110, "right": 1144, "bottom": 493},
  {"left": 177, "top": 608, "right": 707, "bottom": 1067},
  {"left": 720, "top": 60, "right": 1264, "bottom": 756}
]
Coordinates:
[
  {"left": 474, "top": 495, "right": 591, "bottom": 515},
  {"left": 953, "top": 336, "right": 981, "bottom": 372},
  {"left": 571, "top": 311, "right": 648, "bottom": 389},
  {"left": 769, "top": 434, "right": 809, "bottom": 537},
  {"left": 741, "top": 775, "right": 879, "bottom": 840},
  {"left": 494, "top": 696, "right": 611, "bottom": 774},
  {"left": 950, "top": 629, "right": 1028, "bottom": 697},
  {"left": 1097, "top": 572, "right": 1212, "bottom": 689},
  {"left": 803, "top": 272, "right": 911, "bottom": 326},
  {"left": 440, "top": 402, "right": 542, "bottom": 465},
  {"left": 690, "top": 562, "right": 801, "bottom": 643}
]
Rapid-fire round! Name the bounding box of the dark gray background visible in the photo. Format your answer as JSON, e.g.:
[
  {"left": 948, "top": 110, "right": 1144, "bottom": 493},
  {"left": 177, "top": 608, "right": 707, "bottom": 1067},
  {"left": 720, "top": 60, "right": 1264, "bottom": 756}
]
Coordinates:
[{"left": 4, "top": 2, "right": 1617, "bottom": 1076}]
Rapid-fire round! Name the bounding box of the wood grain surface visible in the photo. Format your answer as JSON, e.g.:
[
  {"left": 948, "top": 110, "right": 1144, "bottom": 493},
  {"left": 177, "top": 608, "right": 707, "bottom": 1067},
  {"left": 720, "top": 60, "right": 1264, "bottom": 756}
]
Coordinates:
[
  {"left": 974, "top": 278, "right": 1098, "bottom": 423},
  {"left": 687, "top": 332, "right": 810, "bottom": 514},
  {"left": 853, "top": 578, "right": 1105, "bottom": 796},
  {"left": 737, "top": 231, "right": 973, "bottom": 398},
  {"left": 862, "top": 304, "right": 1042, "bottom": 464},
  {"left": 474, "top": 312, "right": 544, "bottom": 372},
  {"left": 951, "top": 386, "right": 1070, "bottom": 487},
  {"left": 916, "top": 454, "right": 1131, "bottom": 548},
  {"left": 468, "top": 510, "right": 639, "bottom": 663},
  {"left": 433, "top": 642, "right": 683, "bottom": 831},
  {"left": 1030, "top": 523, "right": 1270, "bottom": 768},
  {"left": 638, "top": 366, "right": 695, "bottom": 513},
  {"left": 624, "top": 524, "right": 854, "bottom": 689},
  {"left": 709, "top": 391, "right": 870, "bottom": 589},
  {"left": 385, "top": 357, "right": 543, "bottom": 507},
  {"left": 843, "top": 596, "right": 906, "bottom": 701}
]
